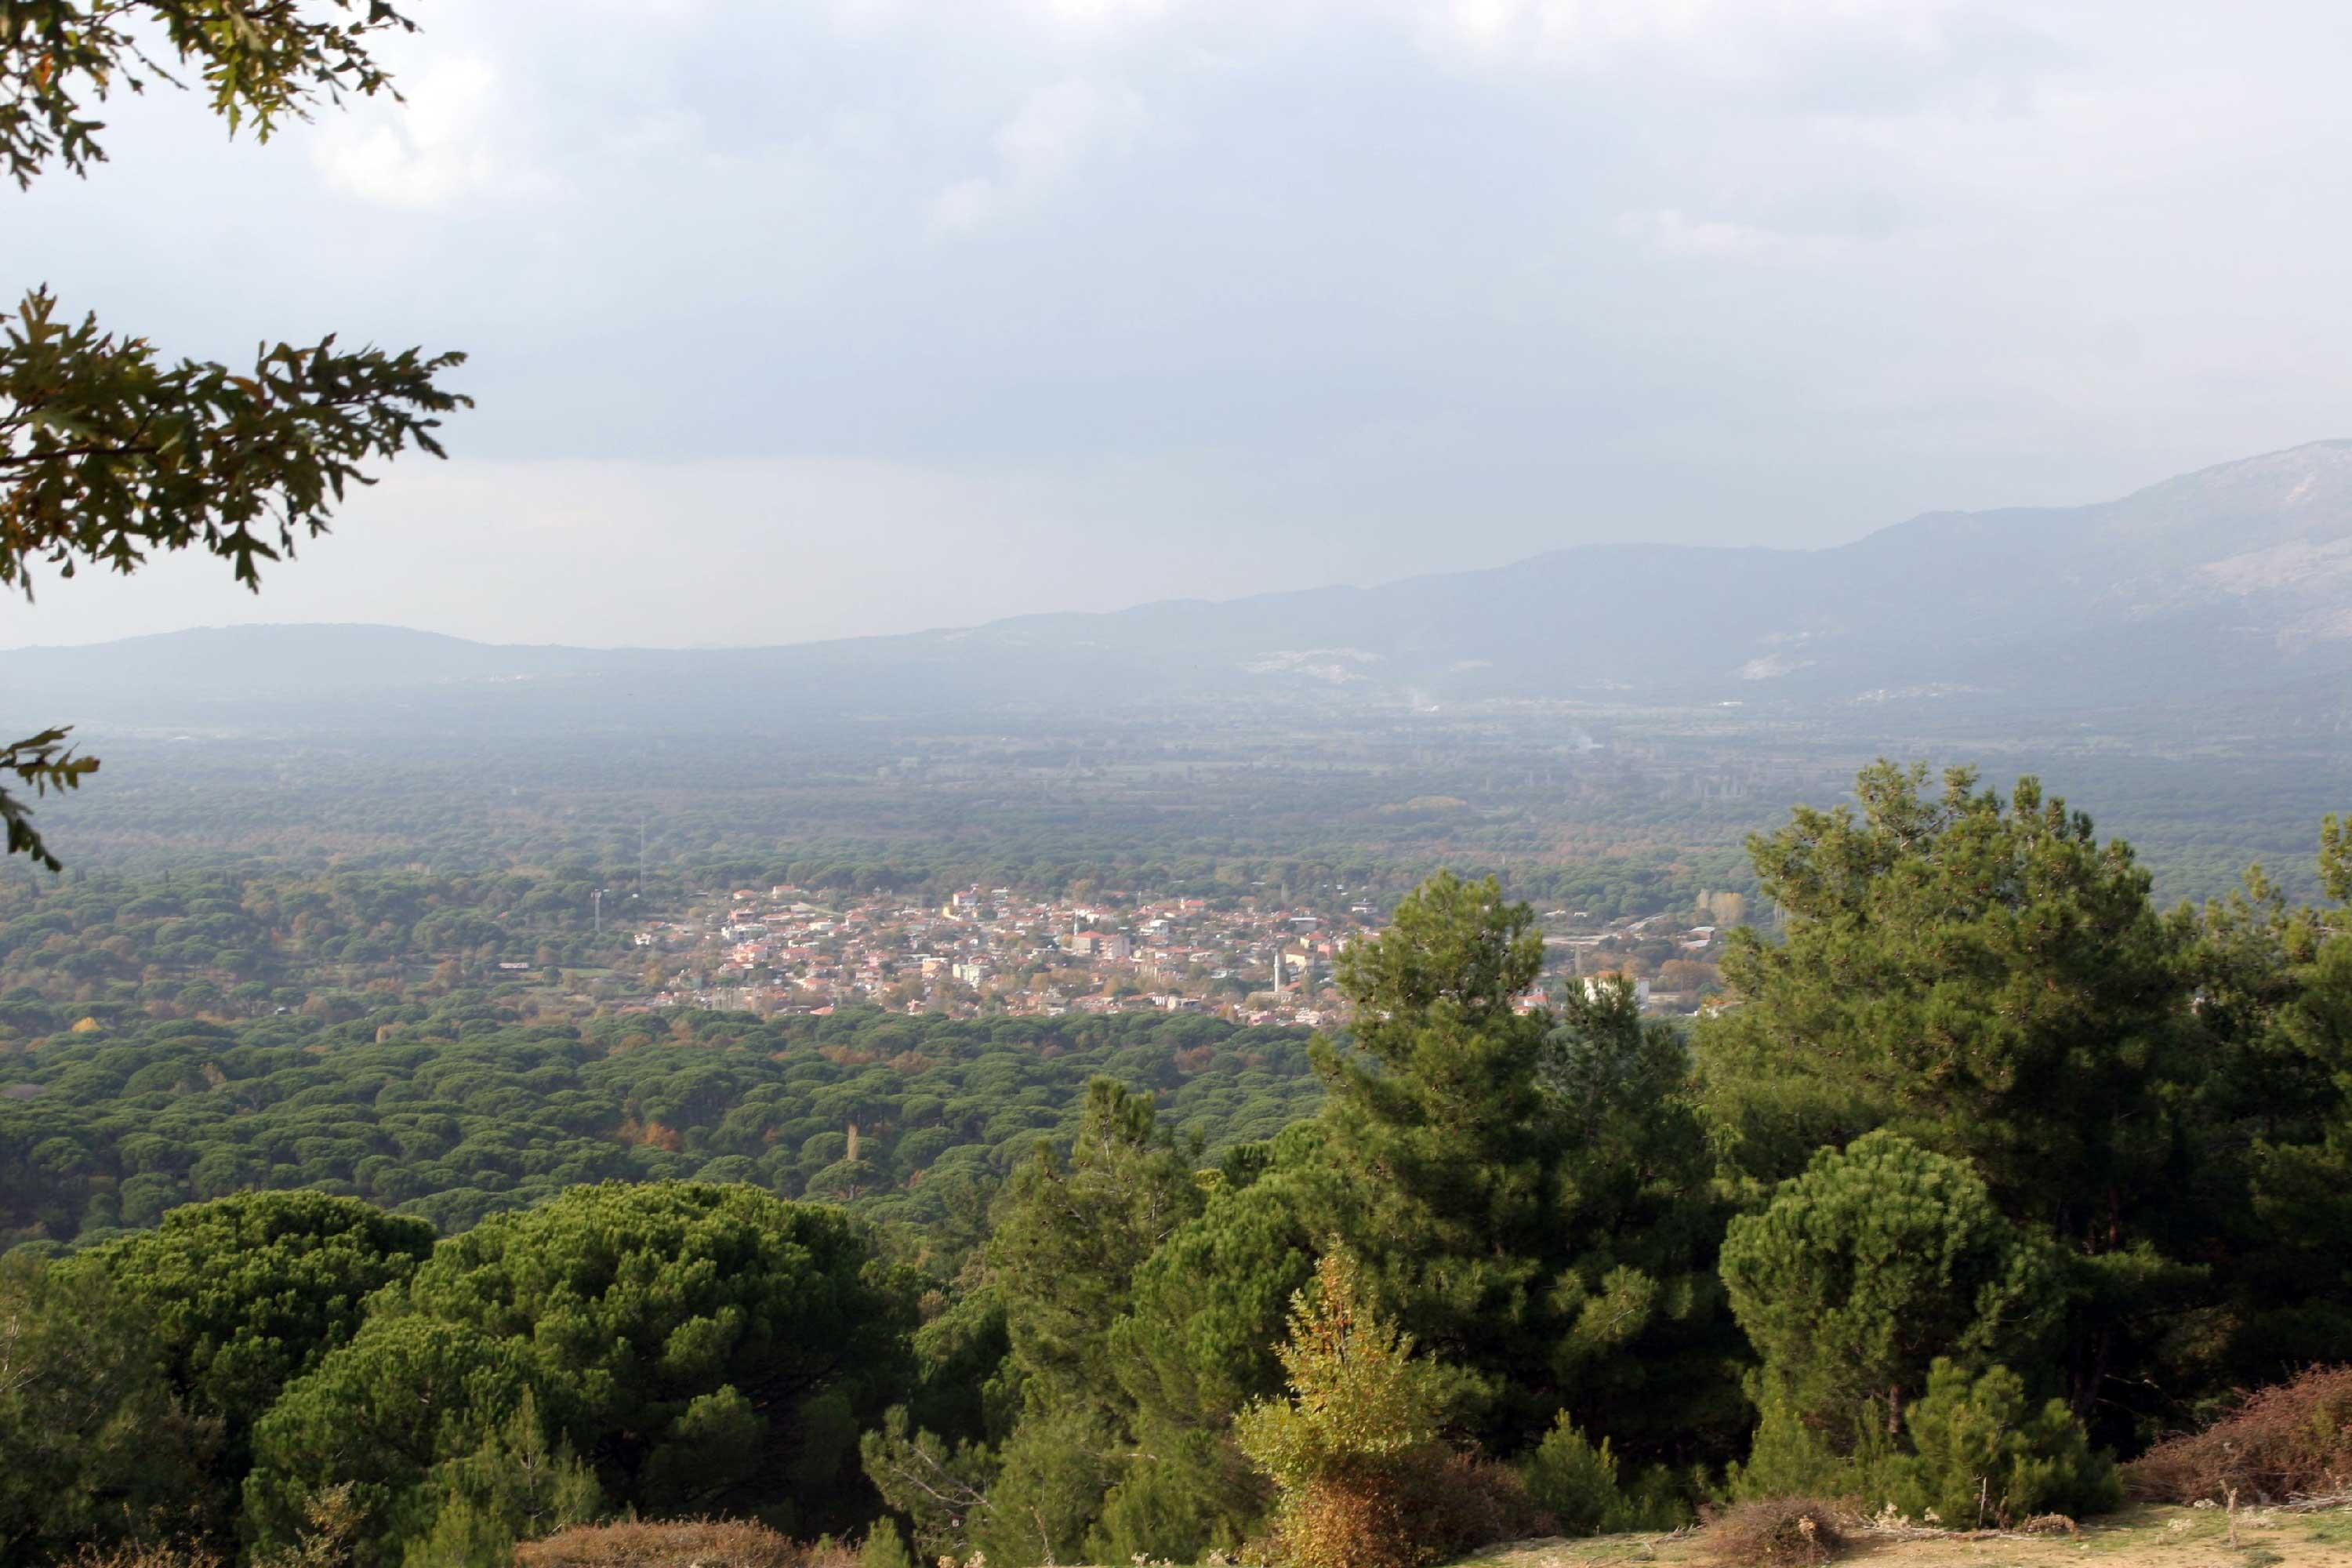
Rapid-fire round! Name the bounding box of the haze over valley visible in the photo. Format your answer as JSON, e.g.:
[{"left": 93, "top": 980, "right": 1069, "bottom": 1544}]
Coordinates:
[{"left": 12, "top": 441, "right": 2347, "bottom": 909}]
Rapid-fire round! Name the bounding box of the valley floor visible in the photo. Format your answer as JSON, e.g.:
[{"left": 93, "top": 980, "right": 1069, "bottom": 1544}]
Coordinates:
[{"left": 1455, "top": 1504, "right": 2352, "bottom": 1568}]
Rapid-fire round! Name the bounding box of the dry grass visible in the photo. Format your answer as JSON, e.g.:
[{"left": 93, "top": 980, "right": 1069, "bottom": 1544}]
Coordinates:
[
  {"left": 2125, "top": 1366, "right": 2352, "bottom": 1504},
  {"left": 1697, "top": 1499, "right": 1849, "bottom": 1568},
  {"left": 1439, "top": 1504, "right": 2352, "bottom": 1568},
  {"left": 514, "top": 1519, "right": 855, "bottom": 1568},
  {"left": 1460, "top": 1501, "right": 2352, "bottom": 1568}
]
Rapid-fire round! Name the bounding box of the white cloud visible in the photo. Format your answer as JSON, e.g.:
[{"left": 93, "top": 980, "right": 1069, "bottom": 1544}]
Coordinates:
[
  {"left": 310, "top": 56, "right": 529, "bottom": 209},
  {"left": 1421, "top": 0, "right": 1969, "bottom": 82},
  {"left": 1615, "top": 207, "right": 1860, "bottom": 260},
  {"left": 931, "top": 76, "right": 1149, "bottom": 233},
  {"left": 12, "top": 0, "right": 2352, "bottom": 655},
  {"left": 1022, "top": 0, "right": 1178, "bottom": 27}
]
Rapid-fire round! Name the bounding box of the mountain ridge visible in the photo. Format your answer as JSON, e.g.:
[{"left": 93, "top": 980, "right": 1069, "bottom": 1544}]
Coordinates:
[{"left": 10, "top": 440, "right": 2352, "bottom": 728}]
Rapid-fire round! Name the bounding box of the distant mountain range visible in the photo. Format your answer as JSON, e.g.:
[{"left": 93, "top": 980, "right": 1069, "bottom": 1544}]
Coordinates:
[{"left": 13, "top": 441, "right": 2352, "bottom": 732}]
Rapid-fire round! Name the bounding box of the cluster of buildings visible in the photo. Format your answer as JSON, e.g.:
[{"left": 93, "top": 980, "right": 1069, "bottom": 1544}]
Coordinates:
[
  {"left": 632, "top": 884, "right": 1378, "bottom": 1022},
  {"left": 622, "top": 883, "right": 1733, "bottom": 1022}
]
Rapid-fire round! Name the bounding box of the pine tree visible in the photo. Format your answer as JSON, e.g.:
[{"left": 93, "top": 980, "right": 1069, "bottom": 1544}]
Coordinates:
[
  {"left": 1720, "top": 1131, "right": 2061, "bottom": 1494},
  {"left": 1697, "top": 764, "right": 2201, "bottom": 1434},
  {"left": 1309, "top": 873, "right": 1557, "bottom": 1426}
]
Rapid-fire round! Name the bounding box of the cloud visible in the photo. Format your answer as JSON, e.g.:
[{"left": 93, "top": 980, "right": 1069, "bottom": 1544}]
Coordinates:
[
  {"left": 1419, "top": 0, "right": 2038, "bottom": 107},
  {"left": 309, "top": 56, "right": 530, "bottom": 209},
  {"left": 1617, "top": 209, "right": 1798, "bottom": 259},
  {"left": 1022, "top": 0, "right": 1178, "bottom": 28},
  {"left": 9, "top": 0, "right": 2352, "bottom": 653},
  {"left": 931, "top": 76, "right": 1149, "bottom": 233},
  {"left": 1613, "top": 201, "right": 1892, "bottom": 260}
]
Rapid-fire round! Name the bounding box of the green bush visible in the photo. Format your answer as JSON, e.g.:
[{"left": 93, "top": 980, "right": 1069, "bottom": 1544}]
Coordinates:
[
  {"left": 1522, "top": 1415, "right": 1623, "bottom": 1534},
  {"left": 1522, "top": 1414, "right": 1694, "bottom": 1536},
  {"left": 1888, "top": 1360, "right": 2118, "bottom": 1527},
  {"left": 859, "top": 1519, "right": 916, "bottom": 1568}
]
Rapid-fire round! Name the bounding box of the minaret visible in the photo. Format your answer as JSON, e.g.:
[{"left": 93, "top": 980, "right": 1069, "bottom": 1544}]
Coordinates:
[{"left": 1272, "top": 949, "right": 1284, "bottom": 995}]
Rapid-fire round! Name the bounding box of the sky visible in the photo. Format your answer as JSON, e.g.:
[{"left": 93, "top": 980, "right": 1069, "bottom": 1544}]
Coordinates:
[{"left": 6, "top": 0, "right": 2352, "bottom": 648}]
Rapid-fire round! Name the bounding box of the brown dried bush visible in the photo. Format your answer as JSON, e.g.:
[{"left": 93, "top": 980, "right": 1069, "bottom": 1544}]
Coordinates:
[
  {"left": 1254, "top": 1443, "right": 1553, "bottom": 1568},
  {"left": 1700, "top": 1498, "right": 1849, "bottom": 1568},
  {"left": 514, "top": 1519, "right": 845, "bottom": 1568},
  {"left": 2124, "top": 1365, "right": 2352, "bottom": 1504},
  {"left": 1264, "top": 1470, "right": 1423, "bottom": 1568},
  {"left": 1397, "top": 1450, "right": 1556, "bottom": 1559},
  {"left": 64, "top": 1546, "right": 226, "bottom": 1568}
]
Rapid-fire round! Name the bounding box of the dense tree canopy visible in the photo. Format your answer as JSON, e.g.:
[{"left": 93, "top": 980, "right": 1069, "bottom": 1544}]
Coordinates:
[
  {"left": 249, "top": 1183, "right": 911, "bottom": 1561},
  {"left": 89, "top": 1190, "right": 434, "bottom": 1492},
  {"left": 0, "top": 1004, "right": 1321, "bottom": 1248},
  {"left": 0, "top": 1249, "right": 213, "bottom": 1559}
]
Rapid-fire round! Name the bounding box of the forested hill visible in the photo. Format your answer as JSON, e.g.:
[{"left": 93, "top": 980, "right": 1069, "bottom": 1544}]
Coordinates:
[{"left": 12, "top": 440, "right": 2352, "bottom": 729}]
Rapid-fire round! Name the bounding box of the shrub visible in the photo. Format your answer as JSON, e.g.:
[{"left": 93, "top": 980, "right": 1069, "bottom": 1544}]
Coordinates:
[
  {"left": 1700, "top": 1498, "right": 1849, "bottom": 1568},
  {"left": 1519, "top": 1413, "right": 1693, "bottom": 1536},
  {"left": 858, "top": 1519, "right": 916, "bottom": 1568},
  {"left": 2124, "top": 1365, "right": 2352, "bottom": 1503},
  {"left": 1264, "top": 1473, "right": 1417, "bottom": 1568},
  {"left": 1522, "top": 1415, "right": 1623, "bottom": 1534},
  {"left": 66, "top": 1548, "right": 226, "bottom": 1568},
  {"left": 514, "top": 1519, "right": 818, "bottom": 1568},
  {"left": 1234, "top": 1252, "right": 1455, "bottom": 1568},
  {"left": 1397, "top": 1450, "right": 1553, "bottom": 1558},
  {"left": 1889, "top": 1360, "right": 2118, "bottom": 1526}
]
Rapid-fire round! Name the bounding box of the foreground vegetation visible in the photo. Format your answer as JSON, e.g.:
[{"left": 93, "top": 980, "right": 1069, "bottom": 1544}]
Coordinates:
[{"left": 4, "top": 762, "right": 2351, "bottom": 1567}]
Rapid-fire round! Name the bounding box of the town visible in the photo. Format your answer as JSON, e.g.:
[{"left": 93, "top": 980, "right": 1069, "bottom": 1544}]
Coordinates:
[{"left": 628, "top": 883, "right": 1735, "bottom": 1022}]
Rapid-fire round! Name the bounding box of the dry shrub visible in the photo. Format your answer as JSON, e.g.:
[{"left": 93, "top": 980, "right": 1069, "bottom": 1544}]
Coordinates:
[
  {"left": 514, "top": 1519, "right": 825, "bottom": 1568},
  {"left": 66, "top": 1546, "right": 226, "bottom": 1568},
  {"left": 2124, "top": 1365, "right": 2352, "bottom": 1504},
  {"left": 1261, "top": 1447, "right": 1552, "bottom": 1568},
  {"left": 1700, "top": 1498, "right": 1849, "bottom": 1568},
  {"left": 2016, "top": 1514, "right": 2078, "bottom": 1536},
  {"left": 1266, "top": 1471, "right": 1422, "bottom": 1568},
  {"left": 1395, "top": 1450, "right": 1555, "bottom": 1558}
]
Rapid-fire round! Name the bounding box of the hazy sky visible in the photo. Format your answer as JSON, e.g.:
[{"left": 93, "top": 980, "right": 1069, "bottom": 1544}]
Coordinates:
[{"left": 7, "top": 0, "right": 2352, "bottom": 648}]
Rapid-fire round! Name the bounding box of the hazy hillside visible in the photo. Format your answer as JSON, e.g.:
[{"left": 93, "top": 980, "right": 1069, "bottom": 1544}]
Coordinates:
[{"left": 11, "top": 441, "right": 2352, "bottom": 733}]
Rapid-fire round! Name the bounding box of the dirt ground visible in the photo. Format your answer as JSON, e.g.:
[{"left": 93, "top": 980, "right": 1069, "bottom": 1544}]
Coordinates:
[{"left": 1458, "top": 1504, "right": 2352, "bottom": 1568}]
